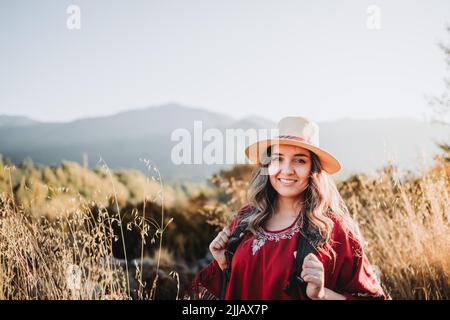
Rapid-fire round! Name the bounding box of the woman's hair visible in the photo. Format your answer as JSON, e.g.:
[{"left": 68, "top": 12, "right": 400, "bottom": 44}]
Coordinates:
[{"left": 241, "top": 145, "right": 364, "bottom": 260}]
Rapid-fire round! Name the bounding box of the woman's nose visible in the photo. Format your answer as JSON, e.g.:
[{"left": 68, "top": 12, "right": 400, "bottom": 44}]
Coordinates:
[{"left": 280, "top": 162, "right": 295, "bottom": 174}]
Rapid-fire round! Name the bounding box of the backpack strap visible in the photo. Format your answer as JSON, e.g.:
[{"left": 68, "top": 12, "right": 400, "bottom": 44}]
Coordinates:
[
  {"left": 220, "top": 220, "right": 249, "bottom": 299},
  {"left": 283, "top": 227, "right": 317, "bottom": 295}
]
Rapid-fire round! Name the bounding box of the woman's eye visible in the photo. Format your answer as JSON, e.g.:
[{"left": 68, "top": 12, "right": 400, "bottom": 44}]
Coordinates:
[
  {"left": 295, "top": 159, "right": 306, "bottom": 164},
  {"left": 271, "top": 157, "right": 280, "bottom": 162}
]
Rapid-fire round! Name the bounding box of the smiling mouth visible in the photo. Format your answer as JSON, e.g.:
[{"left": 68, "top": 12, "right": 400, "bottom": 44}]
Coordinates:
[{"left": 278, "top": 178, "right": 298, "bottom": 185}]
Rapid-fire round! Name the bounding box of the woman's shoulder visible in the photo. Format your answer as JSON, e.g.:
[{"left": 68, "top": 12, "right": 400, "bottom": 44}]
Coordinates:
[
  {"left": 328, "top": 215, "right": 363, "bottom": 254},
  {"left": 237, "top": 202, "right": 256, "bottom": 216},
  {"left": 329, "top": 215, "right": 349, "bottom": 238},
  {"left": 228, "top": 202, "right": 256, "bottom": 232}
]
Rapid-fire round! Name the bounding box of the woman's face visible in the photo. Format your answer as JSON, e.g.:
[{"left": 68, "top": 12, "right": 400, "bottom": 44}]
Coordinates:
[{"left": 267, "top": 144, "right": 312, "bottom": 199}]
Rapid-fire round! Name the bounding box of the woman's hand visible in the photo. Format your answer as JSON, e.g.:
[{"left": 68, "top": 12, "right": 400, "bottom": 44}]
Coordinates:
[
  {"left": 301, "top": 253, "right": 326, "bottom": 300},
  {"left": 209, "top": 226, "right": 231, "bottom": 270}
]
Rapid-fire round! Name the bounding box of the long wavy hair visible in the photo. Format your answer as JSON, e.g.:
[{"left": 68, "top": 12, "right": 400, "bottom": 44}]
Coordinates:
[{"left": 241, "top": 145, "right": 364, "bottom": 260}]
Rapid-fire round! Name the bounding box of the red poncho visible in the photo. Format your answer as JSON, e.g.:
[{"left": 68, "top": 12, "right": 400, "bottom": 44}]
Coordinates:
[{"left": 190, "top": 204, "right": 386, "bottom": 300}]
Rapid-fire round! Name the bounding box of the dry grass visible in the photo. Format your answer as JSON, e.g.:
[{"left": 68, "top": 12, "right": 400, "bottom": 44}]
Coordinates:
[
  {"left": 339, "top": 162, "right": 450, "bottom": 299},
  {"left": 0, "top": 155, "right": 449, "bottom": 299},
  {"left": 0, "top": 193, "right": 129, "bottom": 299},
  {"left": 0, "top": 158, "right": 178, "bottom": 300}
]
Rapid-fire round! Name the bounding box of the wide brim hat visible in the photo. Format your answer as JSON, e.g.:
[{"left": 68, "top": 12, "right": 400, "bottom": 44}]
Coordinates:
[{"left": 244, "top": 116, "right": 341, "bottom": 174}]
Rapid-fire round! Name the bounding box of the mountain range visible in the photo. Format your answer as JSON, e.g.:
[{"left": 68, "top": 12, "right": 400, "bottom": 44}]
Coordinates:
[{"left": 1, "top": 103, "right": 448, "bottom": 182}]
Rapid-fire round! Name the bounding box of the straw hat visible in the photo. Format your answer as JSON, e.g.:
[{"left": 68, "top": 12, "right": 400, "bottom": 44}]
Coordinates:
[{"left": 244, "top": 116, "right": 341, "bottom": 174}]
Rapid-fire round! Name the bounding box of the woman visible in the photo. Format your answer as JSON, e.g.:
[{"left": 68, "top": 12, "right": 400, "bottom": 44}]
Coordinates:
[{"left": 190, "top": 116, "right": 386, "bottom": 300}]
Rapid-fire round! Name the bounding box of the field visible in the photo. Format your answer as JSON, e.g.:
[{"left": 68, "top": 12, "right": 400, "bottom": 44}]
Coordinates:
[{"left": 0, "top": 154, "right": 448, "bottom": 300}]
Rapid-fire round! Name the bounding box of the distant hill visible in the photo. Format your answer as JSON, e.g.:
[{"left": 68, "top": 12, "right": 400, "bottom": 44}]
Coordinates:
[
  {"left": 319, "top": 118, "right": 449, "bottom": 178},
  {"left": 0, "top": 104, "right": 448, "bottom": 182},
  {"left": 0, "top": 115, "right": 40, "bottom": 128}
]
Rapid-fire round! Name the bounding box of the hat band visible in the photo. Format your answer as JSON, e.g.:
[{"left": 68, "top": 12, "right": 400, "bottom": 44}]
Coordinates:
[{"left": 275, "top": 135, "right": 312, "bottom": 145}]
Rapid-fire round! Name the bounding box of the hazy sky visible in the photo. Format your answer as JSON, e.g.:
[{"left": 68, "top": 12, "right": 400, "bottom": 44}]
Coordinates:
[{"left": 1, "top": 0, "right": 449, "bottom": 123}]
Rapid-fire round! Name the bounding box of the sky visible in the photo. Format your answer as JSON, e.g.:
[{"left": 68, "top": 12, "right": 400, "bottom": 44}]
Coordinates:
[{"left": 0, "top": 0, "right": 449, "bottom": 123}]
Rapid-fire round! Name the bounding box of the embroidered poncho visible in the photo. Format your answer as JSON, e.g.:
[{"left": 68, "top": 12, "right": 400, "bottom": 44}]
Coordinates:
[{"left": 190, "top": 203, "right": 386, "bottom": 300}]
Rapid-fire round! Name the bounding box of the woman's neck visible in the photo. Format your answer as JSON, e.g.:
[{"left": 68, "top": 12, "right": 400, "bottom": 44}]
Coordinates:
[{"left": 274, "top": 196, "right": 303, "bottom": 218}]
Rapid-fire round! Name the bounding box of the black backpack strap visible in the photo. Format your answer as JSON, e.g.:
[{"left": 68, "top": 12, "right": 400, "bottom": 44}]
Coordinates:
[
  {"left": 283, "top": 229, "right": 316, "bottom": 295},
  {"left": 220, "top": 221, "right": 248, "bottom": 299}
]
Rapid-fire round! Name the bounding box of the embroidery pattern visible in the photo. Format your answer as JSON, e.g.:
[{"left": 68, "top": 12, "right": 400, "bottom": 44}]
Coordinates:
[{"left": 251, "top": 222, "right": 301, "bottom": 255}]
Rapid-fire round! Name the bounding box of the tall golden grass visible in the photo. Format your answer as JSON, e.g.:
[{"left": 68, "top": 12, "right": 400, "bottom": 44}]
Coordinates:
[
  {"left": 340, "top": 162, "right": 449, "bottom": 299},
  {"left": 0, "top": 155, "right": 448, "bottom": 299},
  {"left": 0, "top": 158, "right": 181, "bottom": 300},
  {"left": 0, "top": 192, "right": 129, "bottom": 299}
]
